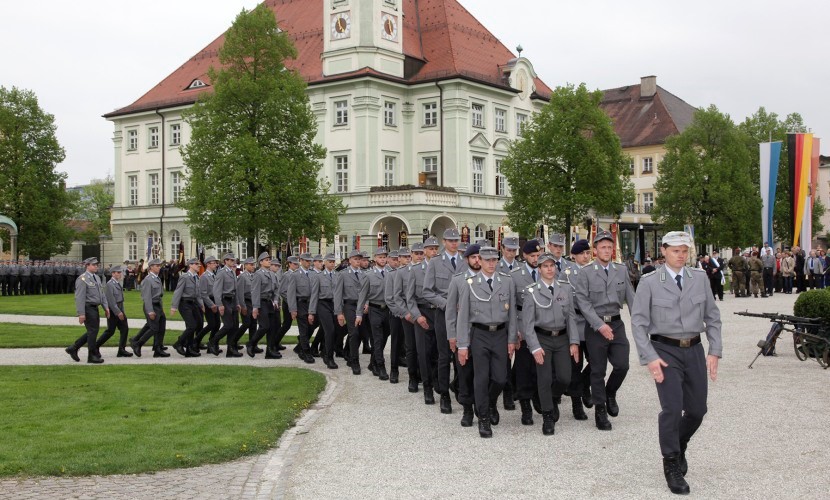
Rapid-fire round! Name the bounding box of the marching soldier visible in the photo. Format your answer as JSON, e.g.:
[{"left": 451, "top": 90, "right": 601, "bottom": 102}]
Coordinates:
[
  {"left": 66, "top": 257, "right": 109, "bottom": 363},
  {"left": 335, "top": 250, "right": 365, "bottom": 374},
  {"left": 521, "top": 253, "right": 580, "bottom": 435},
  {"left": 0, "top": 260, "right": 8, "bottom": 296},
  {"left": 97, "top": 265, "right": 133, "bottom": 357},
  {"left": 310, "top": 253, "right": 339, "bottom": 368},
  {"left": 393, "top": 245, "right": 421, "bottom": 392},
  {"left": 288, "top": 253, "right": 316, "bottom": 364},
  {"left": 728, "top": 248, "right": 747, "bottom": 297},
  {"left": 511, "top": 240, "right": 543, "bottom": 425},
  {"left": 565, "top": 238, "right": 593, "bottom": 420},
  {"left": 171, "top": 258, "right": 204, "bottom": 357},
  {"left": 456, "top": 246, "right": 517, "bottom": 438},
  {"left": 235, "top": 257, "right": 257, "bottom": 353},
  {"left": 131, "top": 258, "right": 169, "bottom": 358},
  {"left": 9, "top": 260, "right": 20, "bottom": 296},
  {"left": 32, "top": 260, "right": 43, "bottom": 295},
  {"left": 267, "top": 259, "right": 283, "bottom": 357},
  {"left": 446, "top": 244, "right": 481, "bottom": 427},
  {"left": 573, "top": 230, "right": 635, "bottom": 431},
  {"left": 194, "top": 256, "right": 220, "bottom": 354},
  {"left": 498, "top": 237, "right": 520, "bottom": 274},
  {"left": 547, "top": 233, "right": 575, "bottom": 275},
  {"left": 631, "top": 231, "right": 722, "bottom": 495},
  {"left": 63, "top": 260, "right": 74, "bottom": 294},
  {"left": 357, "top": 247, "right": 392, "bottom": 380},
  {"left": 247, "top": 252, "right": 277, "bottom": 358},
  {"left": 210, "top": 253, "right": 240, "bottom": 357},
  {"left": 21, "top": 259, "right": 31, "bottom": 295},
  {"left": 276, "top": 256, "right": 298, "bottom": 350},
  {"left": 406, "top": 237, "right": 440, "bottom": 404},
  {"left": 423, "top": 228, "right": 468, "bottom": 415},
  {"left": 308, "top": 255, "right": 325, "bottom": 357},
  {"left": 384, "top": 251, "right": 404, "bottom": 383}
]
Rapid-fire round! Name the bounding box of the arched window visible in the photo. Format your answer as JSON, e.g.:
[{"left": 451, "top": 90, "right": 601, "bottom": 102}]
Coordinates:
[
  {"left": 126, "top": 232, "right": 137, "bottom": 261},
  {"left": 170, "top": 230, "right": 181, "bottom": 260},
  {"left": 147, "top": 231, "right": 160, "bottom": 259},
  {"left": 474, "top": 224, "right": 486, "bottom": 241}
]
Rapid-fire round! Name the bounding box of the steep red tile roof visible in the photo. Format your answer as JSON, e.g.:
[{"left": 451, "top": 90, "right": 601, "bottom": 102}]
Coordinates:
[
  {"left": 599, "top": 82, "right": 697, "bottom": 148},
  {"left": 104, "top": 0, "right": 551, "bottom": 118}
]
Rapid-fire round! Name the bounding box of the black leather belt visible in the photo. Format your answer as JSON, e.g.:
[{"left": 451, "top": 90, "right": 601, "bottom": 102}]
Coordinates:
[
  {"left": 651, "top": 334, "right": 701, "bottom": 348},
  {"left": 472, "top": 322, "right": 506, "bottom": 332},
  {"left": 261, "top": 295, "right": 273, "bottom": 301},
  {"left": 320, "top": 298, "right": 333, "bottom": 303},
  {"left": 223, "top": 294, "right": 234, "bottom": 299},
  {"left": 601, "top": 314, "right": 621, "bottom": 323},
  {"left": 534, "top": 326, "right": 565, "bottom": 337},
  {"left": 182, "top": 299, "right": 197, "bottom": 304},
  {"left": 344, "top": 299, "right": 357, "bottom": 305},
  {"left": 418, "top": 302, "right": 437, "bottom": 310},
  {"left": 152, "top": 301, "right": 161, "bottom": 306},
  {"left": 516, "top": 305, "right": 523, "bottom": 311},
  {"left": 369, "top": 302, "right": 388, "bottom": 310}
]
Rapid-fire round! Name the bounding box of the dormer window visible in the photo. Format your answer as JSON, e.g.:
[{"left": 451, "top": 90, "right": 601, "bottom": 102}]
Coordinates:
[{"left": 187, "top": 79, "right": 208, "bottom": 90}]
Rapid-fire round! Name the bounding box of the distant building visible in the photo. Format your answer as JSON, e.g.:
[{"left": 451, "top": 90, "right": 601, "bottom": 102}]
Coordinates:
[{"left": 817, "top": 155, "right": 830, "bottom": 248}]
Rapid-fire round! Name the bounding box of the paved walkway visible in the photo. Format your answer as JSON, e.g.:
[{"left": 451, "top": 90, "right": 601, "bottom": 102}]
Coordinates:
[{"left": 1, "top": 293, "right": 828, "bottom": 499}]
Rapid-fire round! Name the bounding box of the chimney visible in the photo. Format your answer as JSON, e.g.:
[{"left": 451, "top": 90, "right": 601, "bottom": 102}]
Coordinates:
[{"left": 640, "top": 75, "right": 657, "bottom": 98}]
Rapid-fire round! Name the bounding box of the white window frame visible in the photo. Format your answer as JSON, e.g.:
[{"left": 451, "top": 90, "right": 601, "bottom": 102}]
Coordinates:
[
  {"left": 334, "top": 100, "right": 349, "bottom": 126},
  {"left": 423, "top": 102, "right": 438, "bottom": 127},
  {"left": 494, "top": 108, "right": 506, "bottom": 133},
  {"left": 474, "top": 225, "right": 485, "bottom": 240},
  {"left": 148, "top": 126, "right": 159, "bottom": 149},
  {"left": 216, "top": 242, "right": 231, "bottom": 256},
  {"left": 335, "top": 155, "right": 349, "bottom": 193},
  {"left": 516, "top": 113, "right": 528, "bottom": 136},
  {"left": 643, "top": 192, "right": 654, "bottom": 213},
  {"left": 127, "top": 129, "right": 138, "bottom": 151},
  {"left": 127, "top": 232, "right": 138, "bottom": 261},
  {"left": 423, "top": 156, "right": 438, "bottom": 173},
  {"left": 472, "top": 157, "right": 484, "bottom": 194},
  {"left": 384, "top": 155, "right": 396, "bottom": 186},
  {"left": 171, "top": 171, "right": 182, "bottom": 203},
  {"left": 170, "top": 123, "right": 181, "bottom": 146},
  {"left": 643, "top": 157, "right": 653, "bottom": 173},
  {"left": 128, "top": 175, "right": 138, "bottom": 206},
  {"left": 629, "top": 159, "right": 635, "bottom": 175},
  {"left": 238, "top": 240, "right": 249, "bottom": 260},
  {"left": 471, "top": 103, "right": 484, "bottom": 128},
  {"left": 170, "top": 230, "right": 181, "bottom": 258},
  {"left": 149, "top": 173, "right": 159, "bottom": 205},
  {"left": 383, "top": 101, "right": 396, "bottom": 127},
  {"left": 496, "top": 159, "right": 507, "bottom": 196}
]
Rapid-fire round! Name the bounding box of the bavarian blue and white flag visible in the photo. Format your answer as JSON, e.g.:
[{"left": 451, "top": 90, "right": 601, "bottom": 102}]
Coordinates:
[{"left": 759, "top": 142, "right": 782, "bottom": 246}]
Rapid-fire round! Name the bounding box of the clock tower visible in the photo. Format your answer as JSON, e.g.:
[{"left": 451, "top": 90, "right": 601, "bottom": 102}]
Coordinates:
[{"left": 322, "top": 0, "right": 405, "bottom": 78}]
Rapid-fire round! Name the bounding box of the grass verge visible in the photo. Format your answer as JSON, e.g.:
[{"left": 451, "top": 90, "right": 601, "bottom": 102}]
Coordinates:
[{"left": 0, "top": 365, "right": 325, "bottom": 477}]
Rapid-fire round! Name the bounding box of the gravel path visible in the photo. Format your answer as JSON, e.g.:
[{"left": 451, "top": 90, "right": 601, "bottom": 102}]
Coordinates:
[{"left": 0, "top": 292, "right": 827, "bottom": 499}]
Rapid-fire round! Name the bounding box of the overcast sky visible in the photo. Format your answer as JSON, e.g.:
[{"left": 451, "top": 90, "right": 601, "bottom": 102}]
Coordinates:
[{"left": 3, "top": 0, "right": 827, "bottom": 186}]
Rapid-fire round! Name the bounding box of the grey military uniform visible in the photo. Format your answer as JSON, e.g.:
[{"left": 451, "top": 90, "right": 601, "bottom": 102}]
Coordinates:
[
  {"left": 446, "top": 269, "right": 479, "bottom": 406},
  {"left": 334, "top": 266, "right": 363, "bottom": 365},
  {"left": 392, "top": 263, "right": 420, "bottom": 382},
  {"left": 98, "top": 276, "right": 131, "bottom": 353},
  {"left": 105, "top": 278, "right": 125, "bottom": 317},
  {"left": 359, "top": 266, "right": 392, "bottom": 369},
  {"left": 172, "top": 271, "right": 204, "bottom": 310},
  {"left": 498, "top": 258, "right": 518, "bottom": 274},
  {"left": 132, "top": 272, "right": 166, "bottom": 352},
  {"left": 288, "top": 267, "right": 314, "bottom": 355},
  {"left": 200, "top": 270, "right": 216, "bottom": 309},
  {"left": 213, "top": 266, "right": 238, "bottom": 308},
  {"left": 70, "top": 271, "right": 109, "bottom": 359},
  {"left": 510, "top": 263, "right": 540, "bottom": 402},
  {"left": 405, "top": 259, "right": 439, "bottom": 391}
]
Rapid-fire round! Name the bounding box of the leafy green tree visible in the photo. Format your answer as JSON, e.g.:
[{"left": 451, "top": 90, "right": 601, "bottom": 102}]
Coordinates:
[
  {"left": 501, "top": 83, "right": 633, "bottom": 235},
  {"left": 180, "top": 6, "right": 344, "bottom": 252},
  {"left": 74, "top": 176, "right": 115, "bottom": 244},
  {"left": 653, "top": 105, "right": 761, "bottom": 248},
  {"left": 0, "top": 86, "right": 75, "bottom": 258}
]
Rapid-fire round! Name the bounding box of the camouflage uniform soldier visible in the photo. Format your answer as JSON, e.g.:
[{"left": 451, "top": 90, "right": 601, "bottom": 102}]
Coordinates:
[{"left": 727, "top": 248, "right": 747, "bottom": 297}]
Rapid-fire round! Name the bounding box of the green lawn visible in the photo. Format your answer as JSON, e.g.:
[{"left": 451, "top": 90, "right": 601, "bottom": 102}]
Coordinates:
[
  {"left": 0, "top": 365, "right": 325, "bottom": 477},
  {"left": 0, "top": 323, "right": 296, "bottom": 348}
]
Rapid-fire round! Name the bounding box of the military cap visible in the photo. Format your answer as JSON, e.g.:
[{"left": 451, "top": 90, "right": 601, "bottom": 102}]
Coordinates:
[
  {"left": 312, "top": 254, "right": 324, "bottom": 262},
  {"left": 424, "top": 237, "right": 440, "bottom": 247},
  {"left": 360, "top": 251, "right": 370, "bottom": 259},
  {"left": 593, "top": 229, "right": 613, "bottom": 244},
  {"left": 348, "top": 249, "right": 362, "bottom": 259},
  {"left": 476, "top": 239, "right": 492, "bottom": 247},
  {"left": 502, "top": 236, "right": 519, "bottom": 249},
  {"left": 548, "top": 233, "right": 566, "bottom": 246},
  {"left": 479, "top": 246, "right": 499, "bottom": 260},
  {"left": 110, "top": 265, "right": 124, "bottom": 273},
  {"left": 186, "top": 258, "right": 200, "bottom": 266},
  {"left": 324, "top": 253, "right": 336, "bottom": 261},
  {"left": 83, "top": 257, "right": 99, "bottom": 266},
  {"left": 243, "top": 257, "right": 256, "bottom": 265},
  {"left": 458, "top": 242, "right": 468, "bottom": 253},
  {"left": 222, "top": 253, "right": 236, "bottom": 261},
  {"left": 299, "top": 253, "right": 313, "bottom": 261},
  {"left": 287, "top": 256, "right": 299, "bottom": 264},
  {"left": 463, "top": 244, "right": 481, "bottom": 258},
  {"left": 204, "top": 255, "right": 218, "bottom": 264},
  {"left": 570, "top": 239, "right": 591, "bottom": 255},
  {"left": 148, "top": 258, "right": 163, "bottom": 267},
  {"left": 411, "top": 242, "right": 425, "bottom": 252},
  {"left": 374, "top": 246, "right": 389, "bottom": 256},
  {"left": 442, "top": 227, "right": 461, "bottom": 240},
  {"left": 522, "top": 240, "right": 543, "bottom": 254},
  {"left": 398, "top": 247, "right": 411, "bottom": 257},
  {"left": 272, "top": 261, "right": 282, "bottom": 267},
  {"left": 662, "top": 231, "right": 693, "bottom": 247},
  {"left": 258, "top": 252, "right": 271, "bottom": 262},
  {"left": 389, "top": 250, "right": 399, "bottom": 258},
  {"left": 537, "top": 252, "right": 556, "bottom": 266}
]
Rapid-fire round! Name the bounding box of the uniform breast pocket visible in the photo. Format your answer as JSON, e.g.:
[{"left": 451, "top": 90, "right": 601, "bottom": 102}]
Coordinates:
[
  {"left": 653, "top": 298, "right": 675, "bottom": 322},
  {"left": 616, "top": 281, "right": 627, "bottom": 302},
  {"left": 435, "top": 271, "right": 450, "bottom": 289},
  {"left": 690, "top": 293, "right": 705, "bottom": 322}
]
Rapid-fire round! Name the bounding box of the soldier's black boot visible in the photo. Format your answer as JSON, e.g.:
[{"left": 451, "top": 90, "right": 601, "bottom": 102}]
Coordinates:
[
  {"left": 153, "top": 348, "right": 171, "bottom": 358},
  {"left": 424, "top": 387, "right": 435, "bottom": 405},
  {"left": 173, "top": 341, "right": 187, "bottom": 357},
  {"left": 378, "top": 365, "right": 389, "bottom": 381},
  {"left": 582, "top": 386, "right": 593, "bottom": 408},
  {"left": 595, "top": 404, "right": 612, "bottom": 431},
  {"left": 130, "top": 339, "right": 142, "bottom": 358},
  {"left": 65, "top": 346, "right": 80, "bottom": 362},
  {"left": 460, "top": 405, "right": 474, "bottom": 427},
  {"left": 679, "top": 441, "right": 689, "bottom": 476},
  {"left": 408, "top": 378, "right": 419, "bottom": 393},
  {"left": 606, "top": 392, "right": 619, "bottom": 417},
  {"left": 502, "top": 385, "right": 516, "bottom": 410},
  {"left": 478, "top": 417, "right": 493, "bottom": 438},
  {"left": 571, "top": 396, "right": 588, "bottom": 420},
  {"left": 663, "top": 454, "right": 690, "bottom": 495},
  {"left": 117, "top": 349, "right": 134, "bottom": 358},
  {"left": 389, "top": 370, "right": 399, "bottom": 384},
  {"left": 542, "top": 411, "right": 555, "bottom": 436},
  {"left": 87, "top": 354, "right": 104, "bottom": 364},
  {"left": 186, "top": 346, "right": 201, "bottom": 357},
  {"left": 489, "top": 402, "right": 500, "bottom": 425},
  {"left": 551, "top": 400, "right": 560, "bottom": 422},
  {"left": 519, "top": 399, "right": 534, "bottom": 425},
  {"left": 440, "top": 393, "right": 452, "bottom": 414}
]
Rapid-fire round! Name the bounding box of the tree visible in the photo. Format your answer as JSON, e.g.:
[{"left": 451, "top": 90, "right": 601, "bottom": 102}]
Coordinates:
[
  {"left": 653, "top": 105, "right": 761, "bottom": 248},
  {"left": 501, "top": 83, "right": 633, "bottom": 236},
  {"left": 180, "top": 5, "right": 344, "bottom": 253},
  {"left": 738, "top": 109, "right": 824, "bottom": 245},
  {"left": 74, "top": 176, "right": 115, "bottom": 244},
  {"left": 0, "top": 86, "right": 75, "bottom": 258}
]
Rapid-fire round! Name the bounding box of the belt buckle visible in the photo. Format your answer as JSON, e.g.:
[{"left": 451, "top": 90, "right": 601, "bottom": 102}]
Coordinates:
[
  {"left": 680, "top": 338, "right": 691, "bottom": 348},
  {"left": 603, "top": 315, "right": 612, "bottom": 322},
  {"left": 488, "top": 325, "right": 497, "bottom": 332}
]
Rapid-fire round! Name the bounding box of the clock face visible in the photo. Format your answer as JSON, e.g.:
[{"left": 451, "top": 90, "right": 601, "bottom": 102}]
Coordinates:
[
  {"left": 381, "top": 13, "right": 398, "bottom": 42},
  {"left": 331, "top": 12, "right": 351, "bottom": 40}
]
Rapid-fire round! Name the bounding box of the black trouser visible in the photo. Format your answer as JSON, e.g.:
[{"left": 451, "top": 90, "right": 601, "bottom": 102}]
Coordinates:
[
  {"left": 585, "top": 319, "right": 629, "bottom": 405},
  {"left": 359, "top": 315, "right": 373, "bottom": 353},
  {"left": 276, "top": 297, "right": 293, "bottom": 344},
  {"left": 762, "top": 268, "right": 774, "bottom": 295},
  {"left": 709, "top": 276, "right": 723, "bottom": 300},
  {"left": 402, "top": 318, "right": 419, "bottom": 381},
  {"left": 64, "top": 275, "right": 72, "bottom": 294},
  {"left": 456, "top": 347, "right": 475, "bottom": 406},
  {"left": 512, "top": 338, "right": 538, "bottom": 402},
  {"left": 433, "top": 308, "right": 455, "bottom": 395},
  {"left": 197, "top": 307, "right": 220, "bottom": 347},
  {"left": 795, "top": 271, "right": 805, "bottom": 292},
  {"left": 470, "top": 327, "right": 508, "bottom": 419},
  {"left": 568, "top": 340, "right": 591, "bottom": 397},
  {"left": 176, "top": 300, "right": 202, "bottom": 348},
  {"left": 415, "top": 306, "right": 437, "bottom": 390},
  {"left": 267, "top": 303, "right": 280, "bottom": 354},
  {"left": 535, "top": 333, "right": 572, "bottom": 412},
  {"left": 343, "top": 302, "right": 361, "bottom": 366},
  {"left": 71, "top": 303, "right": 102, "bottom": 359},
  {"left": 248, "top": 299, "right": 274, "bottom": 349},
  {"left": 32, "top": 275, "right": 41, "bottom": 294},
  {"left": 213, "top": 297, "right": 239, "bottom": 346},
  {"left": 295, "top": 297, "right": 312, "bottom": 354},
  {"left": 235, "top": 298, "right": 255, "bottom": 347},
  {"left": 97, "top": 304, "right": 129, "bottom": 351},
  {"left": 653, "top": 341, "right": 708, "bottom": 457},
  {"left": 21, "top": 276, "right": 30, "bottom": 295},
  {"left": 368, "top": 304, "right": 391, "bottom": 368},
  {"left": 10, "top": 276, "right": 19, "bottom": 295},
  {"left": 134, "top": 303, "right": 166, "bottom": 350},
  {"left": 316, "top": 299, "right": 337, "bottom": 359},
  {"left": 389, "top": 315, "right": 403, "bottom": 371},
  {"left": 0, "top": 275, "right": 7, "bottom": 295}
]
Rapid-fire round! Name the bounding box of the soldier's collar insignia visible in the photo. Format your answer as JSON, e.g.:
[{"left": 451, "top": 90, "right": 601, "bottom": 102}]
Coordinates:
[{"left": 466, "top": 277, "right": 473, "bottom": 284}]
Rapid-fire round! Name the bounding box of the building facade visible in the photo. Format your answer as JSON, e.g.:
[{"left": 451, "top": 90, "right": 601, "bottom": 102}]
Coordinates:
[{"left": 104, "top": 0, "right": 551, "bottom": 263}]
